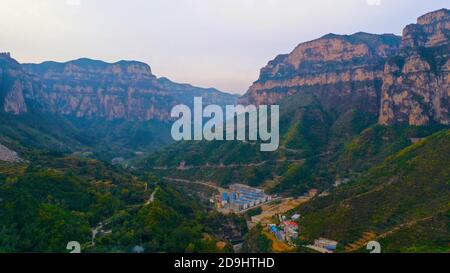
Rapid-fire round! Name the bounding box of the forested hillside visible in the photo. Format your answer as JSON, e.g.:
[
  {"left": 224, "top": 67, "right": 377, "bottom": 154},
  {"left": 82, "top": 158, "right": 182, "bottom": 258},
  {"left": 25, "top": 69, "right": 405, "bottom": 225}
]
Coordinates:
[
  {"left": 295, "top": 130, "right": 450, "bottom": 252},
  {"left": 0, "top": 154, "right": 244, "bottom": 253}
]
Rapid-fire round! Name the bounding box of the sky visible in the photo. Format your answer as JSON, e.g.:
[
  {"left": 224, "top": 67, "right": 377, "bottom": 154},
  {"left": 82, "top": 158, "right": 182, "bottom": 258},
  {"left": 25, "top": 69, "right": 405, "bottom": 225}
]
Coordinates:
[{"left": 0, "top": 0, "right": 448, "bottom": 94}]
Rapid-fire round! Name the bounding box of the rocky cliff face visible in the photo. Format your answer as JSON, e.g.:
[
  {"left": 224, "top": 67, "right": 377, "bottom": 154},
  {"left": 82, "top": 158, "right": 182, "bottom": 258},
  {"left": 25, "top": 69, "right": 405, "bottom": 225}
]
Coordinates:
[
  {"left": 22, "top": 59, "right": 173, "bottom": 120},
  {"left": 156, "top": 77, "right": 237, "bottom": 107},
  {"left": 379, "top": 9, "right": 450, "bottom": 125},
  {"left": 241, "top": 9, "right": 449, "bottom": 126},
  {"left": 0, "top": 143, "right": 22, "bottom": 163},
  {"left": 0, "top": 53, "right": 36, "bottom": 115},
  {"left": 21, "top": 59, "right": 236, "bottom": 121},
  {"left": 240, "top": 32, "right": 401, "bottom": 116}
]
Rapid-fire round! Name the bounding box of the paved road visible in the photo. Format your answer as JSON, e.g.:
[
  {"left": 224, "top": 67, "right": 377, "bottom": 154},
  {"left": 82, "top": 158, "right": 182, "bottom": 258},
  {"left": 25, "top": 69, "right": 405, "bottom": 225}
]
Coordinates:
[
  {"left": 153, "top": 159, "right": 303, "bottom": 170},
  {"left": 164, "top": 177, "right": 225, "bottom": 192},
  {"left": 152, "top": 152, "right": 330, "bottom": 170}
]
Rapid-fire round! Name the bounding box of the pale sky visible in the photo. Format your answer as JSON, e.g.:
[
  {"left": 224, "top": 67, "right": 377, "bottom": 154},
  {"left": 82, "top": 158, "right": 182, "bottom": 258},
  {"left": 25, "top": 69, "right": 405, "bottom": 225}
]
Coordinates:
[{"left": 0, "top": 0, "right": 448, "bottom": 94}]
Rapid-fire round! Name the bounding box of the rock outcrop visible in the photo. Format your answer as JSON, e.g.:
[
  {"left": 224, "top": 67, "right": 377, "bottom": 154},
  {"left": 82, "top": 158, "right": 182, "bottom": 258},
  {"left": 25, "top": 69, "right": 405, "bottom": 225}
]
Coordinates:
[
  {"left": 23, "top": 58, "right": 172, "bottom": 120},
  {"left": 240, "top": 32, "right": 401, "bottom": 116},
  {"left": 0, "top": 143, "right": 22, "bottom": 163},
  {"left": 379, "top": 9, "right": 450, "bottom": 125},
  {"left": 0, "top": 52, "right": 35, "bottom": 115},
  {"left": 241, "top": 9, "right": 449, "bottom": 126},
  {"left": 22, "top": 59, "right": 236, "bottom": 121},
  {"left": 1, "top": 9, "right": 448, "bottom": 126},
  {"left": 156, "top": 77, "right": 237, "bottom": 107}
]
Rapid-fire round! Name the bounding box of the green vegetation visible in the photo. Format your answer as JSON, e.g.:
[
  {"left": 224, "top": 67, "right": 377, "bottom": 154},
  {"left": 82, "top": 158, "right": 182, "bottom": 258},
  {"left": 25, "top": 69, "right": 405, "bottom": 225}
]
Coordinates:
[
  {"left": 0, "top": 109, "right": 172, "bottom": 162},
  {"left": 1, "top": 79, "right": 448, "bottom": 253},
  {"left": 0, "top": 155, "right": 241, "bottom": 253},
  {"left": 335, "top": 124, "right": 446, "bottom": 177},
  {"left": 377, "top": 211, "right": 449, "bottom": 253},
  {"left": 241, "top": 224, "right": 272, "bottom": 253},
  {"left": 295, "top": 130, "right": 450, "bottom": 252}
]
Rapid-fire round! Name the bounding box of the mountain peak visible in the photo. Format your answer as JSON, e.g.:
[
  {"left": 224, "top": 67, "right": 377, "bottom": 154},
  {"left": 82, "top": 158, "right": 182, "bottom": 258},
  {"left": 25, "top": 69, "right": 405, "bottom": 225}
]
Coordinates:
[
  {"left": 379, "top": 9, "right": 450, "bottom": 126},
  {"left": 240, "top": 30, "right": 401, "bottom": 107},
  {"left": 24, "top": 58, "right": 154, "bottom": 77},
  {"left": 0, "top": 52, "right": 11, "bottom": 59},
  {"left": 417, "top": 8, "right": 449, "bottom": 26},
  {"left": 241, "top": 9, "right": 448, "bottom": 127},
  {"left": 4, "top": 56, "right": 235, "bottom": 121},
  {"left": 401, "top": 8, "right": 450, "bottom": 49}
]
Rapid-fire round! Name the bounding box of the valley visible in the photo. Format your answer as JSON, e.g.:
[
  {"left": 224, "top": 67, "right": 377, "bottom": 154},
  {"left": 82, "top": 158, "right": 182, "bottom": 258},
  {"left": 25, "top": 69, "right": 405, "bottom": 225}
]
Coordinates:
[{"left": 0, "top": 8, "right": 449, "bottom": 253}]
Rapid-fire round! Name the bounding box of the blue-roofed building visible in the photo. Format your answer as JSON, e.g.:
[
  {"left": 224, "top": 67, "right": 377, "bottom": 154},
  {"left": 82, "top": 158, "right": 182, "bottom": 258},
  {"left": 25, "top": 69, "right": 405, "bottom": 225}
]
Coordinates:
[
  {"left": 230, "top": 192, "right": 236, "bottom": 202},
  {"left": 218, "top": 184, "right": 274, "bottom": 212},
  {"left": 222, "top": 192, "right": 228, "bottom": 202}
]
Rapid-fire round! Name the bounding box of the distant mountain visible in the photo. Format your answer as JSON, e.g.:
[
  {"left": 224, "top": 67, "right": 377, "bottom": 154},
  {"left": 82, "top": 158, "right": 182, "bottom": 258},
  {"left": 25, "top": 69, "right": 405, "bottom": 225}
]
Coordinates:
[
  {"left": 1, "top": 53, "right": 236, "bottom": 121},
  {"left": 157, "top": 77, "right": 237, "bottom": 108},
  {"left": 0, "top": 8, "right": 448, "bottom": 254},
  {"left": 240, "top": 32, "right": 402, "bottom": 118},
  {"left": 141, "top": 9, "right": 450, "bottom": 196},
  {"left": 0, "top": 54, "right": 236, "bottom": 160},
  {"left": 241, "top": 9, "right": 450, "bottom": 127},
  {"left": 22, "top": 58, "right": 236, "bottom": 121},
  {"left": 379, "top": 9, "right": 450, "bottom": 125},
  {"left": 0, "top": 55, "right": 241, "bottom": 254},
  {"left": 136, "top": 9, "right": 450, "bottom": 254},
  {"left": 0, "top": 52, "right": 36, "bottom": 115}
]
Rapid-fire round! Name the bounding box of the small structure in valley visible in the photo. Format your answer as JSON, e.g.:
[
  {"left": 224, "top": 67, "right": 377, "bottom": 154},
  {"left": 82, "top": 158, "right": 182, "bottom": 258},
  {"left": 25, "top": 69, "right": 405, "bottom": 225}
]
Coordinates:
[
  {"left": 282, "top": 221, "right": 299, "bottom": 242},
  {"left": 216, "top": 184, "right": 273, "bottom": 213},
  {"left": 306, "top": 238, "right": 339, "bottom": 253}
]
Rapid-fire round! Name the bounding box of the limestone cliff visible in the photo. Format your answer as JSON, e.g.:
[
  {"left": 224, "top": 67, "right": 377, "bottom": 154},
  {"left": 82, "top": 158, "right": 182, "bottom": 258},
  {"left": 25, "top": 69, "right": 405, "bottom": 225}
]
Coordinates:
[
  {"left": 0, "top": 53, "right": 35, "bottom": 115},
  {"left": 0, "top": 143, "right": 22, "bottom": 163},
  {"left": 240, "top": 32, "right": 401, "bottom": 116},
  {"left": 22, "top": 59, "right": 171, "bottom": 120},
  {"left": 18, "top": 58, "right": 236, "bottom": 121},
  {"left": 241, "top": 9, "right": 449, "bottom": 127},
  {"left": 379, "top": 9, "right": 450, "bottom": 125}
]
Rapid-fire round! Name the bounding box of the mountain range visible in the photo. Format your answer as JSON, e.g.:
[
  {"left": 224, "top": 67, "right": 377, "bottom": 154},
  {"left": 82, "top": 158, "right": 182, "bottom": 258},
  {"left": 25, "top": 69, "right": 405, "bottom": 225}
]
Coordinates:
[
  {"left": 2, "top": 55, "right": 236, "bottom": 120},
  {"left": 0, "top": 8, "right": 448, "bottom": 253},
  {"left": 241, "top": 9, "right": 449, "bottom": 126}
]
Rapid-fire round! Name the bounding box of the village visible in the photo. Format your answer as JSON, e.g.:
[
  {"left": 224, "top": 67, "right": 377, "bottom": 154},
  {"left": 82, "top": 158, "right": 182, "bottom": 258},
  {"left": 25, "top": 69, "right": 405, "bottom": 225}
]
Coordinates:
[{"left": 213, "top": 183, "right": 339, "bottom": 253}]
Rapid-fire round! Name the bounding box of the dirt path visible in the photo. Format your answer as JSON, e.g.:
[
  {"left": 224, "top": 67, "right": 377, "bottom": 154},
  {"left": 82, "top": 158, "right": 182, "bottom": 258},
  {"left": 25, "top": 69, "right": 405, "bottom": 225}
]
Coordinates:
[
  {"left": 91, "top": 220, "right": 112, "bottom": 246},
  {"left": 250, "top": 196, "right": 311, "bottom": 225},
  {"left": 145, "top": 187, "right": 158, "bottom": 205},
  {"left": 263, "top": 230, "right": 294, "bottom": 253},
  {"left": 279, "top": 146, "right": 303, "bottom": 154},
  {"left": 91, "top": 186, "right": 159, "bottom": 245},
  {"left": 344, "top": 215, "right": 436, "bottom": 252}
]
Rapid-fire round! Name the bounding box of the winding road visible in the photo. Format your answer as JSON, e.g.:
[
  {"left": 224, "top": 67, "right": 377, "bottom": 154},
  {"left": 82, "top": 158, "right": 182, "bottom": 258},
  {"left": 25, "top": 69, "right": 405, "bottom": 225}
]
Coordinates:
[
  {"left": 163, "top": 177, "right": 225, "bottom": 192},
  {"left": 152, "top": 152, "right": 330, "bottom": 170}
]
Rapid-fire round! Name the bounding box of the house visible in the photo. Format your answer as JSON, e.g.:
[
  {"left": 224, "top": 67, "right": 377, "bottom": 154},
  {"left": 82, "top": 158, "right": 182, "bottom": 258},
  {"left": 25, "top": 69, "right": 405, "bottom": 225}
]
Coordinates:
[
  {"left": 314, "top": 238, "right": 338, "bottom": 251},
  {"left": 283, "top": 221, "right": 299, "bottom": 241},
  {"left": 305, "top": 238, "right": 339, "bottom": 253}
]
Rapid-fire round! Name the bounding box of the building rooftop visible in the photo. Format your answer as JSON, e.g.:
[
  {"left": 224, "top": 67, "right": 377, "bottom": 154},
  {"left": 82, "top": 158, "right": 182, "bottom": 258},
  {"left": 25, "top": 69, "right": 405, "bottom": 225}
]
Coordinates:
[
  {"left": 316, "top": 238, "right": 338, "bottom": 246},
  {"left": 283, "top": 221, "right": 299, "bottom": 228}
]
